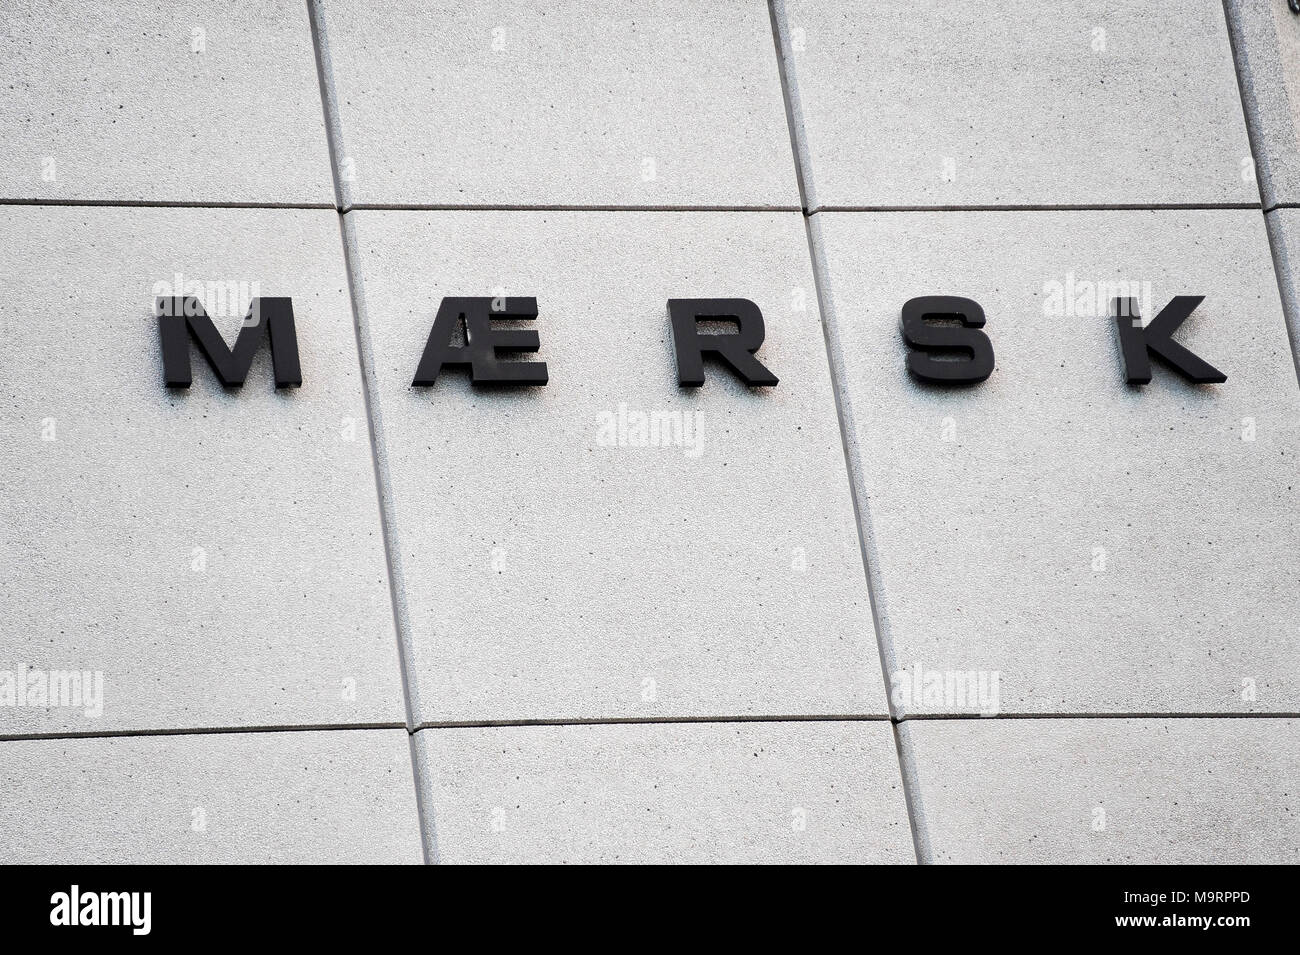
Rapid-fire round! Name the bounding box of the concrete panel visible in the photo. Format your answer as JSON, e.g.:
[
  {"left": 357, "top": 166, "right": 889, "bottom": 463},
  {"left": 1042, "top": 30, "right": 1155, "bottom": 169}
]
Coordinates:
[
  {"left": 1226, "top": 0, "right": 1300, "bottom": 208},
  {"left": 0, "top": 0, "right": 334, "bottom": 205},
  {"left": 416, "top": 720, "right": 912, "bottom": 864},
  {"left": 0, "top": 206, "right": 405, "bottom": 735},
  {"left": 811, "top": 208, "right": 1300, "bottom": 715},
  {"left": 774, "top": 0, "right": 1257, "bottom": 209},
  {"left": 315, "top": 0, "right": 800, "bottom": 208},
  {"left": 0, "top": 728, "right": 423, "bottom": 863},
  {"left": 1264, "top": 208, "right": 1300, "bottom": 375},
  {"left": 900, "top": 718, "right": 1300, "bottom": 863},
  {"left": 349, "top": 208, "right": 885, "bottom": 724}
]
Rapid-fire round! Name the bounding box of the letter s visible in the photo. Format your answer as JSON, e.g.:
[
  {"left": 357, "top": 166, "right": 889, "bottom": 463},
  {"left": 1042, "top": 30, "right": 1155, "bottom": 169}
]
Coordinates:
[{"left": 900, "top": 295, "right": 994, "bottom": 385}]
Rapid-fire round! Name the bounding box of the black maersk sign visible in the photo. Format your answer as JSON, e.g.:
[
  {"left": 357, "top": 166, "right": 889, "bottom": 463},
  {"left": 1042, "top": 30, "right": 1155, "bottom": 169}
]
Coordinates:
[
  {"left": 156, "top": 293, "right": 1227, "bottom": 390},
  {"left": 667, "top": 298, "right": 779, "bottom": 387},
  {"left": 413, "top": 296, "right": 548, "bottom": 386},
  {"left": 158, "top": 296, "right": 301, "bottom": 388},
  {"left": 1112, "top": 295, "right": 1227, "bottom": 385},
  {"left": 900, "top": 295, "right": 995, "bottom": 385}
]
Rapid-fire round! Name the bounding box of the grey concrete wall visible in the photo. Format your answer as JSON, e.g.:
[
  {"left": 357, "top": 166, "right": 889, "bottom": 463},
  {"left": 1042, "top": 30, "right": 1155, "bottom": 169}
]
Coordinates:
[{"left": 1, "top": 0, "right": 1297, "bottom": 864}]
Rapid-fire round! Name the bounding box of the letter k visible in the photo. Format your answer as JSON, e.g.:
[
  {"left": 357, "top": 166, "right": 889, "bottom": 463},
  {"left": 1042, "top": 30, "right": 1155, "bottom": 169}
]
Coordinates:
[{"left": 1112, "top": 295, "right": 1226, "bottom": 385}]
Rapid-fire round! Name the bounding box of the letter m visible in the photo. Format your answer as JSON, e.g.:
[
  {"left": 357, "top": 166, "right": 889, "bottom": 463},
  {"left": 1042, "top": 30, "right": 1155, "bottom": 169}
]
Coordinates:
[
  {"left": 158, "top": 296, "right": 302, "bottom": 388},
  {"left": 101, "top": 893, "right": 129, "bottom": 926}
]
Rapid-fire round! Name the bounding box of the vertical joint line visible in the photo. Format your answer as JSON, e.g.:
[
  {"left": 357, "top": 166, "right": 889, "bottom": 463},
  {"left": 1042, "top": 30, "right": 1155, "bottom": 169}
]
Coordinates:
[
  {"left": 307, "top": 0, "right": 433, "bottom": 864},
  {"left": 767, "top": 0, "right": 809, "bottom": 213},
  {"left": 336, "top": 214, "right": 433, "bottom": 865},
  {"left": 800, "top": 216, "right": 922, "bottom": 862},
  {"left": 892, "top": 722, "right": 929, "bottom": 863},
  {"left": 768, "top": 0, "right": 921, "bottom": 861},
  {"left": 1220, "top": 0, "right": 1300, "bottom": 386},
  {"left": 308, "top": 0, "right": 347, "bottom": 212}
]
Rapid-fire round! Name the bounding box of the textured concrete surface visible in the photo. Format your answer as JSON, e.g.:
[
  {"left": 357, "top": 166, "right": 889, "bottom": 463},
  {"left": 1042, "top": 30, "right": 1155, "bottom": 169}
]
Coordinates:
[
  {"left": 2, "top": 1, "right": 1297, "bottom": 865},
  {"left": 415, "top": 721, "right": 912, "bottom": 864},
  {"left": 316, "top": 0, "right": 800, "bottom": 208},
  {"left": 774, "top": 0, "right": 1258, "bottom": 210},
  {"left": 0, "top": 0, "right": 334, "bottom": 205},
  {"left": 1266, "top": 208, "right": 1300, "bottom": 372},
  {"left": 350, "top": 209, "right": 884, "bottom": 724},
  {"left": 0, "top": 206, "right": 405, "bottom": 735},
  {"left": 0, "top": 729, "right": 423, "bottom": 863},
  {"left": 812, "top": 209, "right": 1300, "bottom": 715},
  {"left": 900, "top": 718, "right": 1300, "bottom": 863},
  {"left": 1227, "top": 1, "right": 1300, "bottom": 208}
]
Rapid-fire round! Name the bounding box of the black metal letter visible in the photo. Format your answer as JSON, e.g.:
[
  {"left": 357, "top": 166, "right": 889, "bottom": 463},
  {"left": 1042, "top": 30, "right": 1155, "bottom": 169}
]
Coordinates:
[
  {"left": 900, "top": 295, "right": 994, "bottom": 384},
  {"left": 668, "top": 298, "right": 778, "bottom": 387},
  {"left": 412, "top": 297, "right": 547, "bottom": 386},
  {"left": 158, "top": 296, "right": 301, "bottom": 388},
  {"left": 1112, "top": 295, "right": 1226, "bottom": 385}
]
